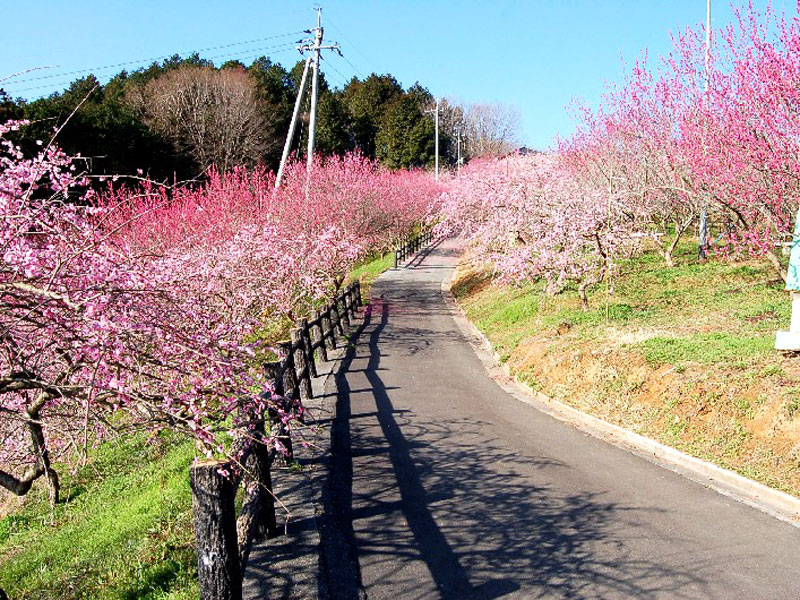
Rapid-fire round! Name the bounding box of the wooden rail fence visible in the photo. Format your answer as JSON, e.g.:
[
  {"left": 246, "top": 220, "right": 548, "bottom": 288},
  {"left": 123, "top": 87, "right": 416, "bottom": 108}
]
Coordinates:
[
  {"left": 394, "top": 229, "right": 434, "bottom": 268},
  {"left": 190, "top": 280, "right": 362, "bottom": 600}
]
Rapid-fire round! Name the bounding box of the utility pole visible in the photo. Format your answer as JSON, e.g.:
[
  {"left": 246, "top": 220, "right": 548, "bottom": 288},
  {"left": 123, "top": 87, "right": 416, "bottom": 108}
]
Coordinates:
[
  {"left": 275, "top": 56, "right": 311, "bottom": 188},
  {"left": 425, "top": 99, "right": 440, "bottom": 181},
  {"left": 435, "top": 97, "right": 439, "bottom": 181},
  {"left": 274, "top": 6, "right": 340, "bottom": 188},
  {"left": 306, "top": 6, "right": 341, "bottom": 174},
  {"left": 456, "top": 127, "right": 462, "bottom": 172},
  {"left": 699, "top": 0, "right": 711, "bottom": 258},
  {"left": 306, "top": 7, "right": 323, "bottom": 173}
]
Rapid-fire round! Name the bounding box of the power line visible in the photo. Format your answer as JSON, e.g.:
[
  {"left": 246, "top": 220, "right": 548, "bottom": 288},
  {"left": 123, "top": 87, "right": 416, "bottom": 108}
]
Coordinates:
[
  {"left": 3, "top": 31, "right": 304, "bottom": 87},
  {"left": 4, "top": 44, "right": 299, "bottom": 95},
  {"left": 323, "top": 13, "right": 371, "bottom": 77},
  {"left": 321, "top": 57, "right": 351, "bottom": 88},
  {"left": 340, "top": 54, "right": 366, "bottom": 79}
]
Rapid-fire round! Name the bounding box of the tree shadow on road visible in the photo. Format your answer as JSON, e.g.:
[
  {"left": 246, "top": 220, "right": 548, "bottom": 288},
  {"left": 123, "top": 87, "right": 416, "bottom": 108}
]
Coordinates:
[{"left": 319, "top": 300, "right": 712, "bottom": 600}]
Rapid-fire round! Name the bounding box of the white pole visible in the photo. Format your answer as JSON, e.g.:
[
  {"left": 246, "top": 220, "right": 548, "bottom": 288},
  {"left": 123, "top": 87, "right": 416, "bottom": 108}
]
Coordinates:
[
  {"left": 434, "top": 98, "right": 439, "bottom": 181},
  {"left": 457, "top": 128, "right": 462, "bottom": 172},
  {"left": 275, "top": 56, "right": 311, "bottom": 189},
  {"left": 705, "top": 0, "right": 711, "bottom": 90},
  {"left": 306, "top": 7, "right": 323, "bottom": 173}
]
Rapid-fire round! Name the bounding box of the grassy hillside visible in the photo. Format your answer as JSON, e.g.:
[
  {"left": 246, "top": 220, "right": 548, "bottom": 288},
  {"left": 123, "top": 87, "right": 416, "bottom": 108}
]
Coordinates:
[
  {"left": 452, "top": 242, "right": 800, "bottom": 496},
  {"left": 0, "top": 434, "right": 197, "bottom": 600}
]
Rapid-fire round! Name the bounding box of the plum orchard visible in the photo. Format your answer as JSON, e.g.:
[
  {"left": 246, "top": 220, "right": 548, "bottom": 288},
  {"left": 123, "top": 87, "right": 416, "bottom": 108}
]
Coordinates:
[
  {"left": 438, "top": 3, "right": 800, "bottom": 301},
  {"left": 437, "top": 154, "right": 646, "bottom": 309},
  {"left": 0, "top": 123, "right": 440, "bottom": 503}
]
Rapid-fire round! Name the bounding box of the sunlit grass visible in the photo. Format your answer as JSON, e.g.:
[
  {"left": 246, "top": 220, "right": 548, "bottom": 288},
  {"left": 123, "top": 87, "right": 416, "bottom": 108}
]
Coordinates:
[{"left": 0, "top": 435, "right": 197, "bottom": 600}]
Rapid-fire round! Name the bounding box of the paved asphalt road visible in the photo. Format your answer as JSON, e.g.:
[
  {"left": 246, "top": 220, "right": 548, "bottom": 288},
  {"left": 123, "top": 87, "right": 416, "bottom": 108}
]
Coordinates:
[{"left": 317, "top": 238, "right": 800, "bottom": 600}]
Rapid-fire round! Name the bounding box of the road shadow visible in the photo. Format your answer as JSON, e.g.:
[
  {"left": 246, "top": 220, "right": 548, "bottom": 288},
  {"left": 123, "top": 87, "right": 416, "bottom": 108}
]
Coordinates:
[{"left": 319, "top": 300, "right": 711, "bottom": 599}]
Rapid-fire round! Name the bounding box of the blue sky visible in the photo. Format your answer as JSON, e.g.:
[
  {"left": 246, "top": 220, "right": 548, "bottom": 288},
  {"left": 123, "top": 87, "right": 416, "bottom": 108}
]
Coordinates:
[{"left": 1, "top": 1, "right": 796, "bottom": 149}]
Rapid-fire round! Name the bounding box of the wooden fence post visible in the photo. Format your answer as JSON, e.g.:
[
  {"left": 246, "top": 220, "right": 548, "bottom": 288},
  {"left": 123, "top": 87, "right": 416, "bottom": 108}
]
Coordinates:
[
  {"left": 290, "top": 328, "right": 313, "bottom": 400},
  {"left": 339, "top": 293, "right": 351, "bottom": 328},
  {"left": 331, "top": 302, "right": 345, "bottom": 337},
  {"left": 311, "top": 310, "right": 328, "bottom": 361},
  {"left": 349, "top": 285, "right": 356, "bottom": 316},
  {"left": 191, "top": 461, "right": 242, "bottom": 600},
  {"left": 354, "top": 280, "right": 362, "bottom": 309},
  {"left": 276, "top": 341, "right": 298, "bottom": 401},
  {"left": 264, "top": 361, "right": 284, "bottom": 398},
  {"left": 265, "top": 360, "right": 294, "bottom": 464},
  {"left": 322, "top": 307, "right": 337, "bottom": 350},
  {"left": 345, "top": 285, "right": 356, "bottom": 319},
  {"left": 238, "top": 418, "right": 277, "bottom": 540},
  {"left": 235, "top": 400, "right": 277, "bottom": 569},
  {"left": 297, "top": 318, "right": 317, "bottom": 378}
]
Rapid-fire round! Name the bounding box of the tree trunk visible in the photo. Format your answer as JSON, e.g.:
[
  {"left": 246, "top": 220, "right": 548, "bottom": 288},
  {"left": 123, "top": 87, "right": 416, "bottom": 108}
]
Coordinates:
[
  {"left": 190, "top": 461, "right": 242, "bottom": 600},
  {"left": 27, "top": 397, "right": 60, "bottom": 505},
  {"left": 0, "top": 465, "right": 44, "bottom": 496},
  {"left": 236, "top": 422, "right": 276, "bottom": 570},
  {"left": 0, "top": 395, "right": 61, "bottom": 504},
  {"left": 578, "top": 282, "right": 589, "bottom": 312},
  {"left": 765, "top": 248, "right": 787, "bottom": 284}
]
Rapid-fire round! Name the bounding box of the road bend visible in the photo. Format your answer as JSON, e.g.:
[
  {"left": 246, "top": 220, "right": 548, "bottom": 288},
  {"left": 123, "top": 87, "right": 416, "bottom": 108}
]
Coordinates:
[{"left": 317, "top": 237, "right": 800, "bottom": 600}]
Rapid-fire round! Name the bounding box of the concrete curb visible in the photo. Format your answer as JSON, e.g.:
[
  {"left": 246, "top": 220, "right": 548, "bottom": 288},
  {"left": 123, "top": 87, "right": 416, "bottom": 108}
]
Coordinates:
[{"left": 440, "top": 272, "right": 800, "bottom": 529}]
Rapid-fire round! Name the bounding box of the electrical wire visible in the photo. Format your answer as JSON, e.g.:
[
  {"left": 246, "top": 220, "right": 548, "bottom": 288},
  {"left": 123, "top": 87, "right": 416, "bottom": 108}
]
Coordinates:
[
  {"left": 321, "top": 57, "right": 351, "bottom": 88},
  {"left": 4, "top": 43, "right": 300, "bottom": 95},
  {"left": 323, "top": 13, "right": 371, "bottom": 77},
  {"left": 340, "top": 53, "right": 367, "bottom": 79},
  {"left": 4, "top": 31, "right": 305, "bottom": 87}
]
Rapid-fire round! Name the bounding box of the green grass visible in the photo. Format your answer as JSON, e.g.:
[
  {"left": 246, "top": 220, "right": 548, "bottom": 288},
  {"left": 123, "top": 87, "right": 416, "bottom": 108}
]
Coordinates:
[
  {"left": 458, "top": 240, "right": 786, "bottom": 353},
  {"left": 0, "top": 435, "right": 197, "bottom": 600},
  {"left": 348, "top": 251, "right": 394, "bottom": 295},
  {"left": 637, "top": 332, "right": 774, "bottom": 366}
]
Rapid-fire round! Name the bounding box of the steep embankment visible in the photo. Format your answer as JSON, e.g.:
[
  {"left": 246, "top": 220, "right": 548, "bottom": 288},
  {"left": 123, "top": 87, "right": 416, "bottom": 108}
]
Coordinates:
[{"left": 452, "top": 243, "right": 800, "bottom": 496}]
